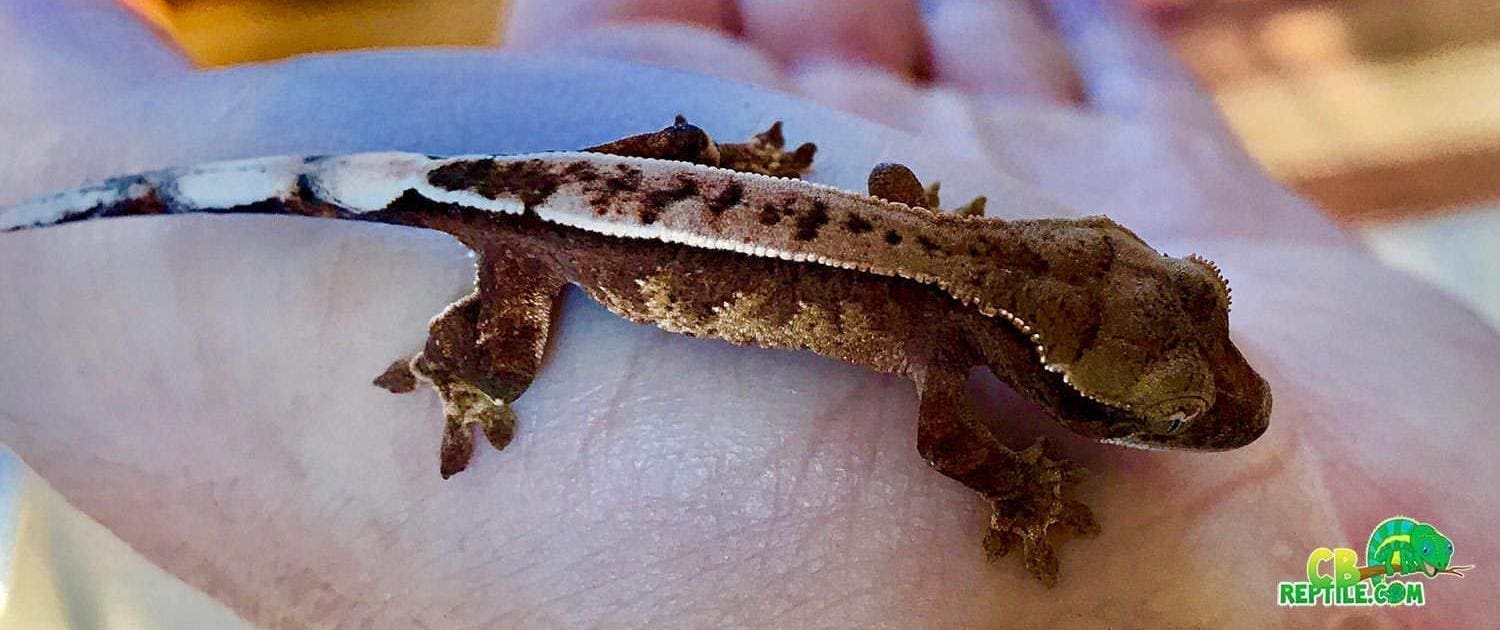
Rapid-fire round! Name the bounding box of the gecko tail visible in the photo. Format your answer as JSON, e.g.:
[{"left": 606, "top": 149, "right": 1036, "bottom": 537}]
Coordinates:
[
  {"left": 0, "top": 156, "right": 320, "bottom": 231},
  {"left": 0, "top": 152, "right": 508, "bottom": 233}
]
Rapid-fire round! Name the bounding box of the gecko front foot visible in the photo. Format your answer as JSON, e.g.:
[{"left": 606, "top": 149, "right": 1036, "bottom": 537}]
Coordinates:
[
  {"left": 980, "top": 440, "right": 1098, "bottom": 587},
  {"left": 917, "top": 369, "right": 1099, "bottom": 585}
]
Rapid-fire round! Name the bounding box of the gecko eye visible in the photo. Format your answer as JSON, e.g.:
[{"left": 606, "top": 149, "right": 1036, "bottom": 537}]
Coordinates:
[
  {"left": 1155, "top": 409, "right": 1192, "bottom": 435},
  {"left": 1154, "top": 396, "right": 1208, "bottom": 435}
]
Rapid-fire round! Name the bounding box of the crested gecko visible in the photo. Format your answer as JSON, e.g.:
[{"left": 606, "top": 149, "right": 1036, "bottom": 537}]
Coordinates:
[{"left": 0, "top": 118, "right": 1271, "bottom": 585}]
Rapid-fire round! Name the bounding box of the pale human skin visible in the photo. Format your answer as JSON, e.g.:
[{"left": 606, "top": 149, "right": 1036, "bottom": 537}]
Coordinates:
[{"left": 1, "top": 0, "right": 1497, "bottom": 627}]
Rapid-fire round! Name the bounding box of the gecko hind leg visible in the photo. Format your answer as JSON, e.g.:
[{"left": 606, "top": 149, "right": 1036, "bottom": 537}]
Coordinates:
[
  {"left": 375, "top": 253, "right": 565, "bottom": 478},
  {"left": 915, "top": 367, "right": 1099, "bottom": 587},
  {"left": 587, "top": 116, "right": 817, "bottom": 178},
  {"left": 584, "top": 115, "right": 723, "bottom": 166},
  {"left": 715, "top": 120, "right": 817, "bottom": 177}
]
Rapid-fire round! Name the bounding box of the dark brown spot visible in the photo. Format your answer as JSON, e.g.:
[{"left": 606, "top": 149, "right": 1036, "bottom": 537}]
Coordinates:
[
  {"left": 204, "top": 198, "right": 297, "bottom": 216},
  {"left": 844, "top": 213, "right": 873, "bottom": 234},
  {"left": 606, "top": 164, "right": 644, "bottom": 193},
  {"left": 428, "top": 158, "right": 562, "bottom": 210},
  {"left": 706, "top": 181, "right": 744, "bottom": 215},
  {"left": 639, "top": 206, "right": 661, "bottom": 224},
  {"left": 996, "top": 238, "right": 1050, "bottom": 275},
  {"left": 643, "top": 173, "right": 699, "bottom": 206},
  {"left": 73, "top": 190, "right": 168, "bottom": 223},
  {"left": 758, "top": 204, "right": 782, "bottom": 226},
  {"left": 793, "top": 200, "right": 829, "bottom": 241},
  {"left": 589, "top": 164, "right": 645, "bottom": 211},
  {"left": 915, "top": 235, "right": 941, "bottom": 253},
  {"left": 640, "top": 174, "right": 701, "bottom": 224},
  {"left": 884, "top": 229, "right": 903, "bottom": 245},
  {"left": 358, "top": 189, "right": 482, "bottom": 233},
  {"left": 562, "top": 160, "right": 600, "bottom": 183}
]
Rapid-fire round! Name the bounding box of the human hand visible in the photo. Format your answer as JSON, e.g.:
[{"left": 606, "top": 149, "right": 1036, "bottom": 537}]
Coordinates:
[{"left": 1, "top": 0, "right": 1496, "bottom": 627}]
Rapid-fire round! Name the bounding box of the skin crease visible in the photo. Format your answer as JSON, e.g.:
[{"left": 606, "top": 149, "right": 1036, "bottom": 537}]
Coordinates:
[{"left": 0, "top": 0, "right": 1498, "bottom": 627}]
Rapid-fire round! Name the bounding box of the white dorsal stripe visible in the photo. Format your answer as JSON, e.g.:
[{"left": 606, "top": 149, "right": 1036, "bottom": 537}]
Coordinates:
[
  {"left": 163, "top": 156, "right": 304, "bottom": 210},
  {"left": 308, "top": 152, "right": 523, "bottom": 214}
]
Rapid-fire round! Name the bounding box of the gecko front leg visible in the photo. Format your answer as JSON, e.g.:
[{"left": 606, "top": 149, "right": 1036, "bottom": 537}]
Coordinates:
[
  {"left": 915, "top": 367, "right": 1099, "bottom": 586},
  {"left": 377, "top": 253, "right": 566, "bottom": 478}
]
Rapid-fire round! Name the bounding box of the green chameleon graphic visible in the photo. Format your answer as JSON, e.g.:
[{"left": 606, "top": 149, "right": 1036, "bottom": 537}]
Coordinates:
[{"left": 1364, "top": 517, "right": 1456, "bottom": 585}]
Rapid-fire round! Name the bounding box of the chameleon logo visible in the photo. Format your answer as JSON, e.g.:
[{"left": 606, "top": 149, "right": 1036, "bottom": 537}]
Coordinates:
[
  {"left": 1365, "top": 517, "right": 1454, "bottom": 585},
  {"left": 1277, "top": 516, "right": 1472, "bottom": 607}
]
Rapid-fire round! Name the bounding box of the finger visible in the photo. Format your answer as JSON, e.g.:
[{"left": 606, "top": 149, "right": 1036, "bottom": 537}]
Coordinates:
[
  {"left": 738, "top": 0, "right": 933, "bottom": 81},
  {"left": 518, "top": 22, "right": 788, "bottom": 89},
  {"left": 503, "top": 0, "right": 739, "bottom": 49},
  {"left": 1042, "top": 0, "right": 1224, "bottom": 125},
  {"left": 787, "top": 61, "right": 1015, "bottom": 163},
  {"left": 921, "top": 0, "right": 1081, "bottom": 104},
  {"left": 0, "top": 0, "right": 188, "bottom": 92}
]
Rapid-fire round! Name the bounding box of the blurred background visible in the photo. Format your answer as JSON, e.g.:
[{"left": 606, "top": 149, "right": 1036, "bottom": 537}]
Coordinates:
[{"left": 117, "top": 0, "right": 1500, "bottom": 327}]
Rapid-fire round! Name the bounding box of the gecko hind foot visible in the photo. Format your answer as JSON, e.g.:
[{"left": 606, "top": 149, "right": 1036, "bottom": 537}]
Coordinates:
[
  {"left": 427, "top": 373, "right": 519, "bottom": 479},
  {"left": 379, "top": 354, "right": 521, "bottom": 478},
  {"left": 584, "top": 116, "right": 722, "bottom": 166},
  {"left": 371, "top": 251, "right": 562, "bottom": 479},
  {"left": 981, "top": 439, "right": 1099, "bottom": 587},
  {"left": 717, "top": 121, "right": 817, "bottom": 177}
]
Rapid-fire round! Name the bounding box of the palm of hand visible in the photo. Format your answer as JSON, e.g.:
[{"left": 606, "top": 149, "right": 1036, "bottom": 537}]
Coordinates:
[{"left": 0, "top": 0, "right": 1495, "bottom": 627}]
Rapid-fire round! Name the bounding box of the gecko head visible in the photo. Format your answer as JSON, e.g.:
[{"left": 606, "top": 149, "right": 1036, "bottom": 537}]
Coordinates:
[
  {"left": 1070, "top": 243, "right": 1270, "bottom": 451},
  {"left": 976, "top": 221, "right": 1270, "bottom": 452}
]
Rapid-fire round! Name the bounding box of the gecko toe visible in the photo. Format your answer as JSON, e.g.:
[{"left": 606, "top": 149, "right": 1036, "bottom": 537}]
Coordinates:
[
  {"left": 440, "top": 416, "right": 475, "bottom": 479},
  {"left": 982, "top": 522, "right": 1019, "bottom": 560},
  {"left": 1059, "top": 499, "right": 1101, "bottom": 537},
  {"left": 372, "top": 357, "right": 420, "bottom": 393},
  {"left": 1022, "top": 537, "right": 1061, "bottom": 588},
  {"left": 482, "top": 402, "right": 518, "bottom": 451},
  {"left": 981, "top": 438, "right": 1095, "bottom": 586}
]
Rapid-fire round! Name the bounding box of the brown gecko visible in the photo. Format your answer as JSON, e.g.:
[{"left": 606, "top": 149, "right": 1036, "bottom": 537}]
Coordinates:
[{"left": 0, "top": 118, "right": 1271, "bottom": 585}]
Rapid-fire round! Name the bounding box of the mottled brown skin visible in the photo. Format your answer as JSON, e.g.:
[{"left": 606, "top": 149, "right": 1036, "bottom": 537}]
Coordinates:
[
  {"left": 366, "top": 122, "right": 1268, "bottom": 585},
  {"left": 0, "top": 120, "right": 1271, "bottom": 586}
]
